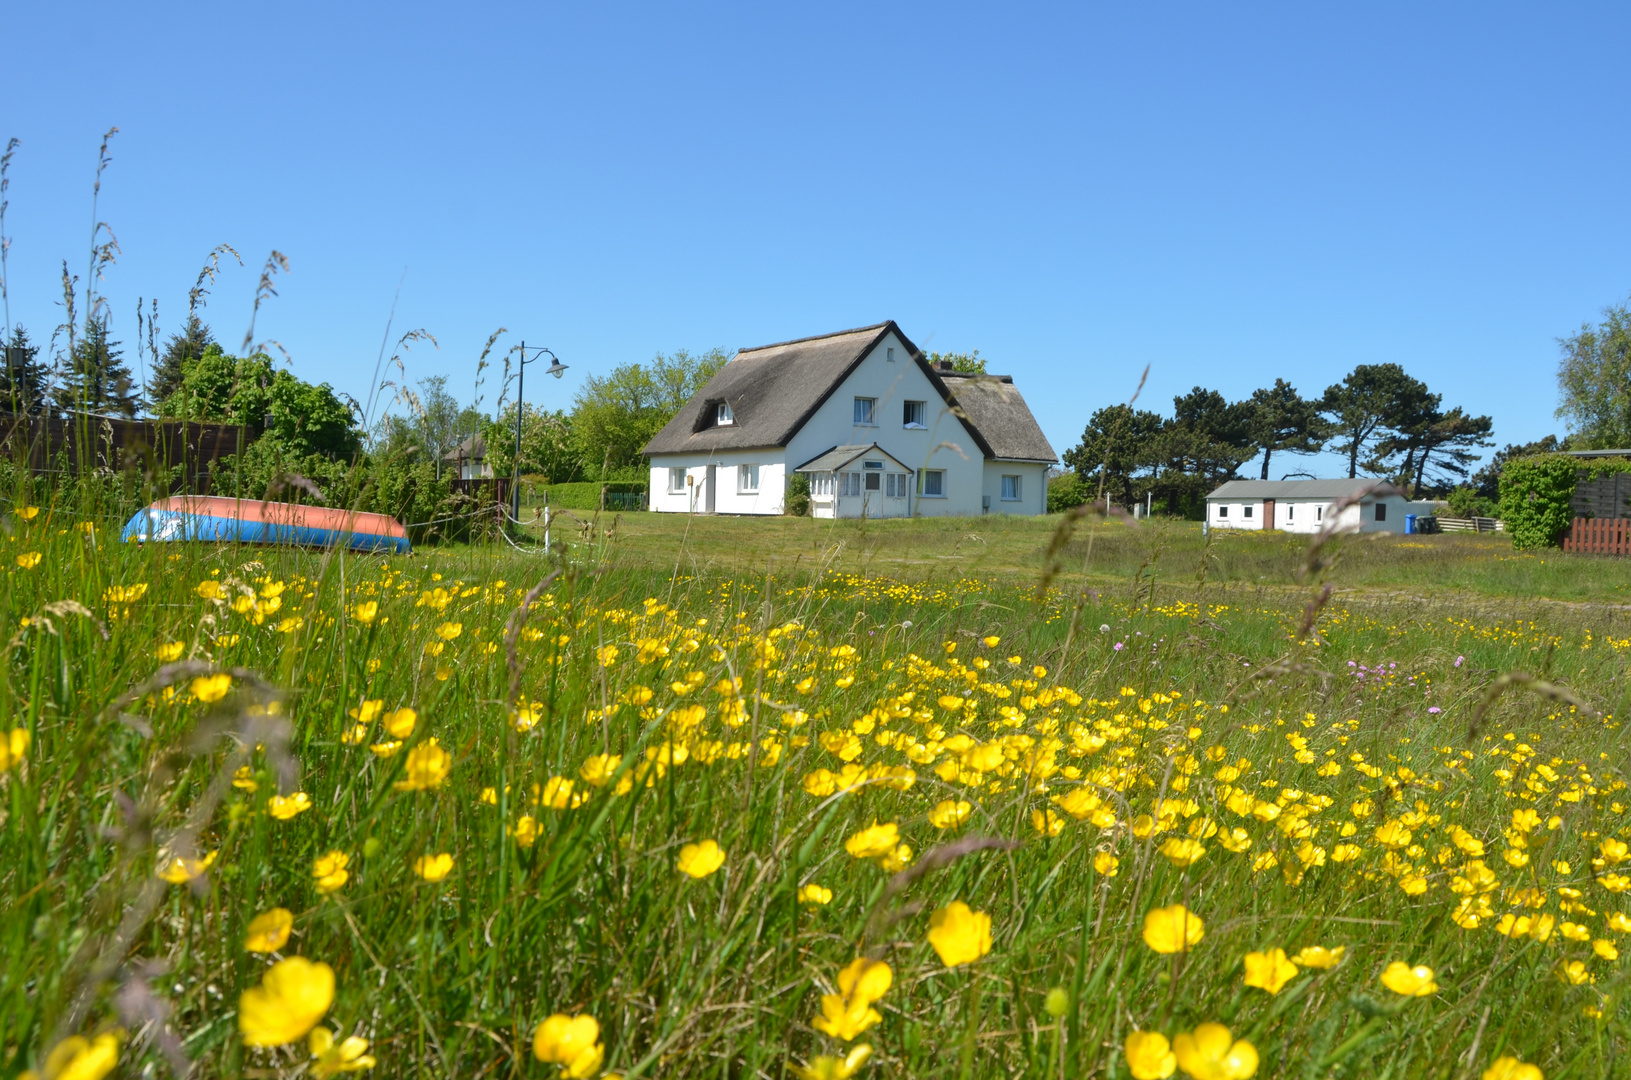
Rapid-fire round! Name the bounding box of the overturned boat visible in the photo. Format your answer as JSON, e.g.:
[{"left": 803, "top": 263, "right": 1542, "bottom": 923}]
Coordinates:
[{"left": 121, "top": 496, "right": 410, "bottom": 554}]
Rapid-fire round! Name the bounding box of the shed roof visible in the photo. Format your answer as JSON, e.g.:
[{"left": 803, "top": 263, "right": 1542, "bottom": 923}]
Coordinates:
[
  {"left": 641, "top": 322, "right": 1002, "bottom": 459},
  {"left": 1206, "top": 478, "right": 1401, "bottom": 500},
  {"left": 937, "top": 371, "right": 1056, "bottom": 462},
  {"left": 794, "top": 443, "right": 914, "bottom": 473}
]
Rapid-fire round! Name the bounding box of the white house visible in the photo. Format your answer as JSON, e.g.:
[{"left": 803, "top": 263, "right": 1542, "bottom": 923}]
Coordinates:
[
  {"left": 642, "top": 322, "right": 1056, "bottom": 517},
  {"left": 443, "top": 435, "right": 493, "bottom": 479},
  {"left": 1204, "top": 479, "right": 1418, "bottom": 534}
]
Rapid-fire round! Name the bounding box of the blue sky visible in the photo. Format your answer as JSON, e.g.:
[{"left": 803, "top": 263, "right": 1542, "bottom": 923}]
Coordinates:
[{"left": 5, "top": 2, "right": 1629, "bottom": 478}]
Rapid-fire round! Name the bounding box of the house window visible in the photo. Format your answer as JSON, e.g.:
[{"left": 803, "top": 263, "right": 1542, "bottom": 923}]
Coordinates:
[
  {"left": 903, "top": 400, "right": 926, "bottom": 428},
  {"left": 1217, "top": 504, "right": 1228, "bottom": 518},
  {"left": 853, "top": 397, "right": 876, "bottom": 425},
  {"left": 921, "top": 470, "right": 945, "bottom": 497},
  {"left": 885, "top": 473, "right": 909, "bottom": 497},
  {"left": 807, "top": 473, "right": 833, "bottom": 496},
  {"left": 668, "top": 467, "right": 686, "bottom": 493},
  {"left": 1001, "top": 475, "right": 1021, "bottom": 501},
  {"left": 1243, "top": 505, "right": 1253, "bottom": 519},
  {"left": 841, "top": 472, "right": 862, "bottom": 497},
  {"left": 1375, "top": 502, "right": 1387, "bottom": 522},
  {"left": 715, "top": 401, "right": 734, "bottom": 426},
  {"left": 738, "top": 464, "right": 759, "bottom": 493}
]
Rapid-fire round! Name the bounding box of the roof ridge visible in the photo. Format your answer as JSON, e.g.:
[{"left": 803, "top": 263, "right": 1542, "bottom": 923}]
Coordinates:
[{"left": 737, "top": 322, "right": 893, "bottom": 356}]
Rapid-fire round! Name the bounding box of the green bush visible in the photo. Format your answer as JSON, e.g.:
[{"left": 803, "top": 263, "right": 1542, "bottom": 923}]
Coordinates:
[
  {"left": 1497, "top": 455, "right": 1631, "bottom": 549},
  {"left": 531, "top": 481, "right": 646, "bottom": 512},
  {"left": 784, "top": 473, "right": 810, "bottom": 517},
  {"left": 1047, "top": 473, "right": 1091, "bottom": 513},
  {"left": 1446, "top": 486, "right": 1496, "bottom": 518}
]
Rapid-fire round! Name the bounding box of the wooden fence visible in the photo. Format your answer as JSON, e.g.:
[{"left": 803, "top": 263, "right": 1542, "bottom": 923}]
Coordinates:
[
  {"left": 0, "top": 412, "right": 257, "bottom": 490},
  {"left": 1437, "top": 516, "right": 1503, "bottom": 533},
  {"left": 1563, "top": 517, "right": 1631, "bottom": 555}
]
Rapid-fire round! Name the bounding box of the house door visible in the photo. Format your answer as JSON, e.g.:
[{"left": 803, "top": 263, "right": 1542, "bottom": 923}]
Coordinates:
[
  {"left": 704, "top": 464, "right": 716, "bottom": 513},
  {"left": 1262, "top": 499, "right": 1275, "bottom": 531}
]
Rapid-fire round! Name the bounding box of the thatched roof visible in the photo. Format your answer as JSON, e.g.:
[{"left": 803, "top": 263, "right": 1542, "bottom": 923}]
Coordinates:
[
  {"left": 938, "top": 372, "right": 1057, "bottom": 463},
  {"left": 442, "top": 434, "right": 487, "bottom": 461}
]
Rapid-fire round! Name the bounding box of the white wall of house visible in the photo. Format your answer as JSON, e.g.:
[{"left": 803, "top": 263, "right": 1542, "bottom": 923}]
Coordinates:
[
  {"left": 1207, "top": 495, "right": 1409, "bottom": 533},
  {"left": 648, "top": 452, "right": 789, "bottom": 515},
  {"left": 782, "top": 329, "right": 988, "bottom": 517},
  {"left": 981, "top": 461, "right": 1048, "bottom": 516}
]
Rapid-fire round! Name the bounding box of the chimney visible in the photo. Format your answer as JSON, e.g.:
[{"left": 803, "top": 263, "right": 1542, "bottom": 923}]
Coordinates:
[{"left": 936, "top": 359, "right": 953, "bottom": 372}]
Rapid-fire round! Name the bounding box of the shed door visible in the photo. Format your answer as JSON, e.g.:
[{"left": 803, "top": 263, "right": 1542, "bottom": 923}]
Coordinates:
[{"left": 1262, "top": 498, "right": 1275, "bottom": 530}]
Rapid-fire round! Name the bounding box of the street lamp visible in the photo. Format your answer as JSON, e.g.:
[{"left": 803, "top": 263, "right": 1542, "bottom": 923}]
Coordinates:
[{"left": 514, "top": 342, "right": 568, "bottom": 522}]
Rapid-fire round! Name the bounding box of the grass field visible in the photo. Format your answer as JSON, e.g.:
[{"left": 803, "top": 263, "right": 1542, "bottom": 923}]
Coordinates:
[{"left": 7, "top": 503, "right": 1631, "bottom": 1079}]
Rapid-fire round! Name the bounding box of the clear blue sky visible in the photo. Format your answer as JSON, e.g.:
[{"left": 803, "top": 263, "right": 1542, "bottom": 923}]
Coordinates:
[{"left": 5, "top": 2, "right": 1629, "bottom": 478}]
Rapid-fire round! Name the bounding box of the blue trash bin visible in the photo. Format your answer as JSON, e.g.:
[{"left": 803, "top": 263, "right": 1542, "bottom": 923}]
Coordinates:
[{"left": 1405, "top": 514, "right": 1416, "bottom": 535}]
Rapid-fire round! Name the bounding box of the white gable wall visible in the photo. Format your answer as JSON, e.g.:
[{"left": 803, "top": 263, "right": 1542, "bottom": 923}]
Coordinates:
[{"left": 782, "top": 329, "right": 987, "bottom": 517}]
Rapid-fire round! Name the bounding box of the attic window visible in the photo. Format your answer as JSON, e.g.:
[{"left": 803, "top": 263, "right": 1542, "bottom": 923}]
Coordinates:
[
  {"left": 715, "top": 401, "right": 734, "bottom": 426},
  {"left": 887, "top": 347, "right": 895, "bottom": 362}
]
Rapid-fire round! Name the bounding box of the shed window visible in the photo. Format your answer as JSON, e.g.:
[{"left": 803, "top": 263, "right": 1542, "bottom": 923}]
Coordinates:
[
  {"left": 808, "top": 473, "right": 833, "bottom": 496},
  {"left": 1375, "top": 502, "right": 1387, "bottom": 522},
  {"left": 841, "top": 472, "right": 862, "bottom": 497},
  {"left": 1001, "top": 475, "right": 1021, "bottom": 501},
  {"left": 715, "top": 401, "right": 734, "bottom": 426},
  {"left": 903, "top": 400, "right": 925, "bottom": 428},
  {"left": 1243, "top": 505, "right": 1253, "bottom": 519},
  {"left": 1217, "top": 504, "right": 1228, "bottom": 518},
  {"left": 1286, "top": 504, "right": 1294, "bottom": 521},
  {"left": 853, "top": 397, "right": 876, "bottom": 425}
]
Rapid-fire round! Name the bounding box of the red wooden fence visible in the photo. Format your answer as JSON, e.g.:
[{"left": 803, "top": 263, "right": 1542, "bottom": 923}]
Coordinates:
[{"left": 1563, "top": 517, "right": 1631, "bottom": 555}]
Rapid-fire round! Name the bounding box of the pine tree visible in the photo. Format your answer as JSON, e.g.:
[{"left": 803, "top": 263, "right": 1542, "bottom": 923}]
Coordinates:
[
  {"left": 53, "top": 317, "right": 141, "bottom": 418},
  {"left": 0, "top": 325, "right": 50, "bottom": 415},
  {"left": 148, "top": 313, "right": 213, "bottom": 406}
]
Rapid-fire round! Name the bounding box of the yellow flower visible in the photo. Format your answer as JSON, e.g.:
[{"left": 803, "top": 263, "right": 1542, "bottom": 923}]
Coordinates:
[
  {"left": 190, "top": 673, "right": 232, "bottom": 703},
  {"left": 1094, "top": 851, "right": 1121, "bottom": 877},
  {"left": 269, "top": 792, "right": 313, "bottom": 820},
  {"left": 32, "top": 1032, "right": 120, "bottom": 1080},
  {"left": 15, "top": 551, "right": 41, "bottom": 569},
  {"left": 348, "top": 699, "right": 384, "bottom": 725},
  {"left": 1159, "top": 837, "right": 1207, "bottom": 868},
  {"left": 813, "top": 958, "right": 892, "bottom": 1041},
  {"left": 845, "top": 822, "right": 900, "bottom": 860},
  {"left": 153, "top": 641, "right": 185, "bottom": 662},
  {"left": 369, "top": 741, "right": 403, "bottom": 758},
  {"left": 1593, "top": 938, "right": 1618, "bottom": 960},
  {"left": 1558, "top": 959, "right": 1593, "bottom": 985},
  {"left": 1032, "top": 808, "right": 1065, "bottom": 837},
  {"left": 436, "top": 621, "right": 463, "bottom": 640},
  {"left": 309, "top": 1027, "right": 377, "bottom": 1076},
  {"left": 196, "top": 580, "right": 222, "bottom": 600},
  {"left": 1482, "top": 1056, "right": 1544, "bottom": 1080},
  {"left": 512, "top": 815, "right": 540, "bottom": 848},
  {"left": 383, "top": 707, "right": 417, "bottom": 738},
  {"left": 156, "top": 850, "right": 217, "bottom": 884},
  {"left": 414, "top": 853, "right": 454, "bottom": 882},
  {"left": 677, "top": 839, "right": 725, "bottom": 878},
  {"left": 930, "top": 799, "right": 972, "bottom": 829},
  {"left": 791, "top": 1044, "right": 872, "bottom": 1080},
  {"left": 927, "top": 900, "right": 992, "bottom": 967},
  {"left": 351, "top": 601, "right": 378, "bottom": 624},
  {"left": 1124, "top": 1031, "right": 1177, "bottom": 1080},
  {"left": 533, "top": 1014, "right": 604, "bottom": 1079},
  {"left": 394, "top": 738, "right": 451, "bottom": 791},
  {"left": 239, "top": 956, "right": 335, "bottom": 1046},
  {"left": 1380, "top": 961, "right": 1438, "bottom": 997},
  {"left": 982, "top": 635, "right": 1000, "bottom": 647},
  {"left": 799, "top": 883, "right": 834, "bottom": 906},
  {"left": 1172, "top": 1023, "right": 1258, "bottom": 1080},
  {"left": 313, "top": 851, "right": 350, "bottom": 894},
  {"left": 1143, "top": 904, "right": 1204, "bottom": 954},
  {"left": 512, "top": 701, "right": 544, "bottom": 732},
  {"left": 0, "top": 727, "right": 31, "bottom": 771},
  {"left": 1242, "top": 948, "right": 1299, "bottom": 995},
  {"left": 15, "top": 505, "right": 39, "bottom": 520},
  {"left": 245, "top": 908, "right": 294, "bottom": 953},
  {"left": 1290, "top": 945, "right": 1344, "bottom": 970}
]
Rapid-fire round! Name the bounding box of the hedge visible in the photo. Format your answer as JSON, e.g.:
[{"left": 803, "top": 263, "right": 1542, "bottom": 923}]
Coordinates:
[
  {"left": 530, "top": 481, "right": 647, "bottom": 512},
  {"left": 1497, "top": 453, "right": 1631, "bottom": 549}
]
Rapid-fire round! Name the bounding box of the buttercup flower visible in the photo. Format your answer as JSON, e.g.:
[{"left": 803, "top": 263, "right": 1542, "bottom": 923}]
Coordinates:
[
  {"left": 927, "top": 901, "right": 992, "bottom": 967},
  {"left": 16, "top": 551, "right": 41, "bottom": 568},
  {"left": 383, "top": 707, "right": 417, "bottom": 738},
  {"left": 1380, "top": 961, "right": 1439, "bottom": 997},
  {"left": 813, "top": 958, "right": 892, "bottom": 1040},
  {"left": 1124, "top": 1031, "right": 1177, "bottom": 1079},
  {"left": 1242, "top": 948, "right": 1299, "bottom": 995},
  {"left": 350, "top": 601, "right": 378, "bottom": 624},
  {"left": 156, "top": 850, "right": 217, "bottom": 884},
  {"left": 676, "top": 839, "right": 725, "bottom": 878},
  {"left": 1290, "top": 945, "right": 1345, "bottom": 970},
  {"left": 414, "top": 853, "right": 454, "bottom": 882},
  {"left": 1482, "top": 1056, "right": 1543, "bottom": 1080},
  {"left": 0, "top": 728, "right": 31, "bottom": 771},
  {"left": 309, "top": 1027, "right": 377, "bottom": 1076},
  {"left": 929, "top": 799, "right": 972, "bottom": 829},
  {"left": 28, "top": 1032, "right": 120, "bottom": 1080},
  {"left": 269, "top": 792, "right": 313, "bottom": 820},
  {"left": 191, "top": 673, "right": 232, "bottom": 703},
  {"left": 1173, "top": 1023, "right": 1257, "bottom": 1080},
  {"left": 791, "top": 1044, "right": 872, "bottom": 1080},
  {"left": 799, "top": 883, "right": 834, "bottom": 905},
  {"left": 239, "top": 957, "right": 335, "bottom": 1046},
  {"left": 1143, "top": 904, "right": 1204, "bottom": 954},
  {"left": 844, "top": 822, "right": 900, "bottom": 860},
  {"left": 313, "top": 851, "right": 350, "bottom": 894},
  {"left": 532, "top": 1014, "right": 604, "bottom": 1078},
  {"left": 245, "top": 908, "right": 294, "bottom": 953},
  {"left": 394, "top": 739, "right": 451, "bottom": 791}
]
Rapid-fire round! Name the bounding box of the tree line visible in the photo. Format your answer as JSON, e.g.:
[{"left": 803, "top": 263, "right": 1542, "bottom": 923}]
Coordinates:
[{"left": 1058, "top": 365, "right": 1495, "bottom": 514}]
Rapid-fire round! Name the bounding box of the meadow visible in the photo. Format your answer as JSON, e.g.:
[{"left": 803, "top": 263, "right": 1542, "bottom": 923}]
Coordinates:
[{"left": 6, "top": 502, "right": 1631, "bottom": 1079}]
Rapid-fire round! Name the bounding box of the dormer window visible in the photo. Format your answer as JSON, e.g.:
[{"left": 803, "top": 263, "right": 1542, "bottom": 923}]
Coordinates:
[{"left": 716, "top": 401, "right": 734, "bottom": 426}]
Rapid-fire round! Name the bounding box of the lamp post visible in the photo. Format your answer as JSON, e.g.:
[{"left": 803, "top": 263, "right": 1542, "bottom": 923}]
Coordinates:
[{"left": 513, "top": 342, "right": 568, "bottom": 523}]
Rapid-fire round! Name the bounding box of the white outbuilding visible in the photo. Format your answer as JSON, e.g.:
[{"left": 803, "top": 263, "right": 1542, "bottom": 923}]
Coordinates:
[{"left": 1204, "top": 479, "right": 1413, "bottom": 534}]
